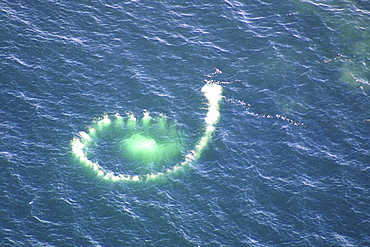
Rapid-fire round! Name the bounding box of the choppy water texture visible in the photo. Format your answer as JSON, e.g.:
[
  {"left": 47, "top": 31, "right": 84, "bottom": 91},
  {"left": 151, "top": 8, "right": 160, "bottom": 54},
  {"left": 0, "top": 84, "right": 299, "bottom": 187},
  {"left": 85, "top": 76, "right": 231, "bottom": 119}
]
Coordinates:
[{"left": 1, "top": 0, "right": 369, "bottom": 246}]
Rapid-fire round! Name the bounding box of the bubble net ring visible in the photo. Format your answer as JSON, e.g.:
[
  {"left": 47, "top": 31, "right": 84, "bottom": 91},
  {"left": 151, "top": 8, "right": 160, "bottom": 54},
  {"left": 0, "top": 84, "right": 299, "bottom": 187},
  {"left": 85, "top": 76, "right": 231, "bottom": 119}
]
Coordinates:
[{"left": 71, "top": 83, "right": 222, "bottom": 182}]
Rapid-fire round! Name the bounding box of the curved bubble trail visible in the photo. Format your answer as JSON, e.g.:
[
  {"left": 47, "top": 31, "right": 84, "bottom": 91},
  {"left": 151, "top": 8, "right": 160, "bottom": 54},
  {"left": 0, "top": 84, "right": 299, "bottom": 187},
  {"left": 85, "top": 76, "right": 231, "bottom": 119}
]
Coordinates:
[{"left": 71, "top": 83, "right": 222, "bottom": 182}]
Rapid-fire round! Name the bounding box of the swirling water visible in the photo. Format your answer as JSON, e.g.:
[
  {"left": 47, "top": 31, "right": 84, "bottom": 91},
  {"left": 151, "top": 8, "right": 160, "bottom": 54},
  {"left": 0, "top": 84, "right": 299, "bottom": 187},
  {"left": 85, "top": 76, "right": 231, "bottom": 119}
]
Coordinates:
[{"left": 1, "top": 0, "right": 369, "bottom": 246}]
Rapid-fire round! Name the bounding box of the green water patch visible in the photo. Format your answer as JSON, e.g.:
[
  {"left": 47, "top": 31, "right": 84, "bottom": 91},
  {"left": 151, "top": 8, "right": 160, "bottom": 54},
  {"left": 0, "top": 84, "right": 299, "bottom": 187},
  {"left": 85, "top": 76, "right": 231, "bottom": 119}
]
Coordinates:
[
  {"left": 293, "top": 0, "right": 370, "bottom": 90},
  {"left": 339, "top": 40, "right": 370, "bottom": 90}
]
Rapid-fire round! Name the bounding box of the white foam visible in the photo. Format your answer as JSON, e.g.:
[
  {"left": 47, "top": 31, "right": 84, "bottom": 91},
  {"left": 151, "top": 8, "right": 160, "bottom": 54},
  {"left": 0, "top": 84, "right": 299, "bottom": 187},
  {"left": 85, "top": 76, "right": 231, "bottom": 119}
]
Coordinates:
[{"left": 71, "top": 83, "right": 223, "bottom": 182}]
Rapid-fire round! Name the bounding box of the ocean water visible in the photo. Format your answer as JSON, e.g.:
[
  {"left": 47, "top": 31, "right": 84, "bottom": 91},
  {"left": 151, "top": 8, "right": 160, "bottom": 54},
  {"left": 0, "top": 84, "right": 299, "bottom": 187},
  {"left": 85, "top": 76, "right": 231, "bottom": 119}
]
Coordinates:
[{"left": 1, "top": 0, "right": 369, "bottom": 246}]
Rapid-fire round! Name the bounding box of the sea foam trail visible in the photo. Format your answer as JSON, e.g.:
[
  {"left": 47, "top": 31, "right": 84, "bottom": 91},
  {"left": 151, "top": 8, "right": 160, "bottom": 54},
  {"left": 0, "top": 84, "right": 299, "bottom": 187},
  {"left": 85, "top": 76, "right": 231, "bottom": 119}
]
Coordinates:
[{"left": 71, "top": 83, "right": 222, "bottom": 182}]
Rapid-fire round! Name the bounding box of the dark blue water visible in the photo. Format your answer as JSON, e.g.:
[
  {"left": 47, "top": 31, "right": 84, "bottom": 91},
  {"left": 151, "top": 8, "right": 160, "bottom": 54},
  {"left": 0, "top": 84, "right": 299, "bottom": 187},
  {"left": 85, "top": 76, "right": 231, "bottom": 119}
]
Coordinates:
[{"left": 1, "top": 0, "right": 369, "bottom": 246}]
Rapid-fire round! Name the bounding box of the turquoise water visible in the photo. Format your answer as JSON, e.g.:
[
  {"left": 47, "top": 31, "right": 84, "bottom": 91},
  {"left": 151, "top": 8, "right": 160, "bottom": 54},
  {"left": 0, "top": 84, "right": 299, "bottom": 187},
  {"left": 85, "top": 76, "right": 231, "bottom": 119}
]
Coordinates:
[{"left": 1, "top": 0, "right": 369, "bottom": 246}]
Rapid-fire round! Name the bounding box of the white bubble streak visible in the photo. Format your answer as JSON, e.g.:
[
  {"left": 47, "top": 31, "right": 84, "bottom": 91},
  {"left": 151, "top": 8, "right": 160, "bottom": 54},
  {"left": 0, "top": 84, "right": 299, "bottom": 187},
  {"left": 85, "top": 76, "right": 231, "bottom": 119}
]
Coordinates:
[{"left": 71, "top": 83, "right": 222, "bottom": 182}]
